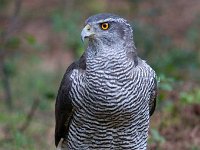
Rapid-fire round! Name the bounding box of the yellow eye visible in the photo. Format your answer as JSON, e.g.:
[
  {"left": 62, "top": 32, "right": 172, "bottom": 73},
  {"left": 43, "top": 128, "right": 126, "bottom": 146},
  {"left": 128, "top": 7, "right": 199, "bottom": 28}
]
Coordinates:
[{"left": 100, "top": 23, "right": 109, "bottom": 30}]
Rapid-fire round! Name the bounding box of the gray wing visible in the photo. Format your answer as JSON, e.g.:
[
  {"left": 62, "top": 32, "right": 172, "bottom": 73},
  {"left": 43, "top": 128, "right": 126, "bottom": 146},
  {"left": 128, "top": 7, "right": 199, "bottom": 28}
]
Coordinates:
[
  {"left": 55, "top": 54, "right": 86, "bottom": 147},
  {"left": 132, "top": 56, "right": 157, "bottom": 116},
  {"left": 149, "top": 77, "right": 157, "bottom": 116}
]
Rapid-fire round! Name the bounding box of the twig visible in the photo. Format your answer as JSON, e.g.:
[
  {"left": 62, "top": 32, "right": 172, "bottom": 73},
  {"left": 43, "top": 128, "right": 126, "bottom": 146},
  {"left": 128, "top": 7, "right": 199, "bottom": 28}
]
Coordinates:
[
  {"left": 19, "top": 98, "right": 40, "bottom": 132},
  {"left": 0, "top": 61, "right": 12, "bottom": 108},
  {"left": 0, "top": 0, "right": 22, "bottom": 109},
  {"left": 4, "top": 0, "right": 22, "bottom": 40}
]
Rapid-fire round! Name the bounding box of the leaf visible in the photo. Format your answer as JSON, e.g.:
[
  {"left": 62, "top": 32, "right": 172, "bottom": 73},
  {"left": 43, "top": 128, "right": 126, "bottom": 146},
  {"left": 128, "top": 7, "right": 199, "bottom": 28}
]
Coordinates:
[
  {"left": 26, "top": 34, "right": 36, "bottom": 45},
  {"left": 3, "top": 60, "right": 16, "bottom": 76},
  {"left": 180, "top": 89, "right": 200, "bottom": 105},
  {"left": 150, "top": 128, "right": 165, "bottom": 144},
  {"left": 5, "top": 36, "right": 20, "bottom": 49},
  {"left": 160, "top": 83, "right": 173, "bottom": 91}
]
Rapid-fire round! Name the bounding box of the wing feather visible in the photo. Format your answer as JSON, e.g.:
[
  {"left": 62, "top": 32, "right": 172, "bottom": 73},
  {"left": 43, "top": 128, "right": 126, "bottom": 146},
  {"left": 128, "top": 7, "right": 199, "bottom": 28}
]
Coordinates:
[
  {"left": 55, "top": 54, "right": 86, "bottom": 147},
  {"left": 149, "top": 77, "right": 157, "bottom": 116}
]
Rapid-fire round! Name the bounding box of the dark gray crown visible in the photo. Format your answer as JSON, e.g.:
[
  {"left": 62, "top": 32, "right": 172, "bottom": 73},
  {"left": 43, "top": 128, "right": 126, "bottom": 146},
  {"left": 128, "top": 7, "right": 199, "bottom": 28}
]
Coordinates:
[{"left": 85, "top": 13, "right": 123, "bottom": 24}]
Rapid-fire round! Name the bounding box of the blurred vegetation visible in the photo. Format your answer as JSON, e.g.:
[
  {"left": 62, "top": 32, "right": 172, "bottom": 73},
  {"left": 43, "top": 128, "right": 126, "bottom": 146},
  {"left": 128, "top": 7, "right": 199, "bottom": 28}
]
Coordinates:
[{"left": 0, "top": 0, "right": 200, "bottom": 149}]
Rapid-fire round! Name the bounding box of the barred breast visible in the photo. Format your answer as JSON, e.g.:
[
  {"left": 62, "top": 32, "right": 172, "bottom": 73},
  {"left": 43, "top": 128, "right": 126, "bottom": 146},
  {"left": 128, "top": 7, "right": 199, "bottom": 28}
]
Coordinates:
[{"left": 68, "top": 54, "right": 155, "bottom": 150}]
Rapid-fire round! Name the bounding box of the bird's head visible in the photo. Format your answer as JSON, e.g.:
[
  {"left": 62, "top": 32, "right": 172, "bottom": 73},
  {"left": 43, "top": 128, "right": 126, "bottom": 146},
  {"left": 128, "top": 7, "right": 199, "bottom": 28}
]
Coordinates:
[{"left": 81, "top": 13, "right": 135, "bottom": 53}]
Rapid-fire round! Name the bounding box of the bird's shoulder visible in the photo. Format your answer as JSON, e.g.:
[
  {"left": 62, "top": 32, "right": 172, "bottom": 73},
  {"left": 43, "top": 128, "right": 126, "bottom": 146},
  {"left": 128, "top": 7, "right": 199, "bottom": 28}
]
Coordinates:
[
  {"left": 56, "top": 53, "right": 86, "bottom": 109},
  {"left": 55, "top": 53, "right": 86, "bottom": 147},
  {"left": 134, "top": 57, "right": 156, "bottom": 78},
  {"left": 134, "top": 57, "right": 157, "bottom": 116},
  {"left": 60, "top": 53, "right": 86, "bottom": 87}
]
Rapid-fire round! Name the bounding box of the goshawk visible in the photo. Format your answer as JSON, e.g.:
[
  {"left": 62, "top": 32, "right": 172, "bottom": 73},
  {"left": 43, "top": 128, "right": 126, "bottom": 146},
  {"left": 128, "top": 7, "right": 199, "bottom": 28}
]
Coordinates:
[{"left": 55, "top": 13, "right": 157, "bottom": 150}]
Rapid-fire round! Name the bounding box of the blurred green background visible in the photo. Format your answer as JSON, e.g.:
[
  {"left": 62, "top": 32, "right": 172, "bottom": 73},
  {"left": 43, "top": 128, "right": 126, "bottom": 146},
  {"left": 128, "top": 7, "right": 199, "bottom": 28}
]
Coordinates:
[{"left": 0, "top": 0, "right": 200, "bottom": 149}]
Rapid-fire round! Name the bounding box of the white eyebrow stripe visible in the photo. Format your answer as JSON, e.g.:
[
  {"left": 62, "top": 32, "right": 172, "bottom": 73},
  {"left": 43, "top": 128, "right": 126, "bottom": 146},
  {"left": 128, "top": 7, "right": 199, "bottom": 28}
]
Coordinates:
[
  {"left": 89, "top": 17, "right": 133, "bottom": 33},
  {"left": 97, "top": 18, "right": 132, "bottom": 27},
  {"left": 96, "top": 18, "right": 127, "bottom": 24}
]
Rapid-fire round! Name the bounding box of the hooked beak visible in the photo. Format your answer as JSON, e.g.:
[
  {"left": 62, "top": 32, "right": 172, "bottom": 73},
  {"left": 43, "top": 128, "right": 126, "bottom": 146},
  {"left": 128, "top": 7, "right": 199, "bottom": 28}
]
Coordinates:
[{"left": 81, "top": 24, "right": 95, "bottom": 42}]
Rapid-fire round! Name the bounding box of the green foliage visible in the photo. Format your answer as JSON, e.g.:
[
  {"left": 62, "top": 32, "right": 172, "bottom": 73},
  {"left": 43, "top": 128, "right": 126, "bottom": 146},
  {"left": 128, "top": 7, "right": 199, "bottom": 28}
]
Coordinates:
[
  {"left": 154, "top": 49, "right": 199, "bottom": 78},
  {"left": 133, "top": 20, "right": 200, "bottom": 81},
  {"left": 186, "top": 18, "right": 200, "bottom": 49},
  {"left": 0, "top": 108, "right": 35, "bottom": 150},
  {"left": 5, "top": 36, "right": 21, "bottom": 49},
  {"left": 25, "top": 34, "right": 37, "bottom": 45},
  {"left": 151, "top": 129, "right": 165, "bottom": 143},
  {"left": 0, "top": 0, "right": 9, "bottom": 10},
  {"left": 0, "top": 107, "right": 33, "bottom": 149},
  {"left": 187, "top": 27, "right": 199, "bottom": 44},
  {"left": 156, "top": 74, "right": 174, "bottom": 111},
  {"left": 158, "top": 74, "right": 174, "bottom": 92},
  {"left": 0, "top": 110, "right": 25, "bottom": 125},
  {"left": 145, "top": 48, "right": 198, "bottom": 85},
  {"left": 149, "top": 128, "right": 165, "bottom": 144},
  {"left": 51, "top": 11, "right": 84, "bottom": 57},
  {"left": 156, "top": 74, "right": 177, "bottom": 113},
  {"left": 24, "top": 33, "right": 46, "bottom": 51},
  {"left": 3, "top": 59, "right": 17, "bottom": 77},
  {"left": 180, "top": 88, "right": 200, "bottom": 105},
  {"left": 190, "top": 145, "right": 200, "bottom": 150},
  {"left": 133, "top": 22, "right": 157, "bottom": 57},
  {"left": 13, "top": 131, "right": 33, "bottom": 149},
  {"left": 0, "top": 52, "right": 58, "bottom": 149},
  {"left": 11, "top": 55, "right": 57, "bottom": 110}
]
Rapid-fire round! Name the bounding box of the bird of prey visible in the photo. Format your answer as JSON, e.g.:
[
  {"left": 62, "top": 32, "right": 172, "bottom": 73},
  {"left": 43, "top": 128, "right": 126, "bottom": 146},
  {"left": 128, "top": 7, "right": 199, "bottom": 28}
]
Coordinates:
[{"left": 55, "top": 13, "right": 157, "bottom": 150}]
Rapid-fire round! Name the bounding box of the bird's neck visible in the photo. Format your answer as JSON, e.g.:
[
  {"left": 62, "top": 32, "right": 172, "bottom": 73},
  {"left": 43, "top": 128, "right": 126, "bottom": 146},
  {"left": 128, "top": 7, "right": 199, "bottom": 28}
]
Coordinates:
[
  {"left": 85, "top": 41, "right": 138, "bottom": 73},
  {"left": 86, "top": 39, "right": 137, "bottom": 66},
  {"left": 87, "top": 38, "right": 136, "bottom": 57}
]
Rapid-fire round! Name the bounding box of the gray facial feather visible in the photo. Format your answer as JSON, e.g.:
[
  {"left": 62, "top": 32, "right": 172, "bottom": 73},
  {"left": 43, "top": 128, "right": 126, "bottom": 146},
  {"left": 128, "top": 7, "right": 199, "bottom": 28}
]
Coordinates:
[{"left": 85, "top": 13, "right": 136, "bottom": 59}]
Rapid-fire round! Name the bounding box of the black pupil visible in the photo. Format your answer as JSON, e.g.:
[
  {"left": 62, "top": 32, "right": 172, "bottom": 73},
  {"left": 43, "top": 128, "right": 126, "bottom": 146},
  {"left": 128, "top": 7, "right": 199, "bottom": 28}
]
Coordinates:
[{"left": 102, "top": 23, "right": 108, "bottom": 29}]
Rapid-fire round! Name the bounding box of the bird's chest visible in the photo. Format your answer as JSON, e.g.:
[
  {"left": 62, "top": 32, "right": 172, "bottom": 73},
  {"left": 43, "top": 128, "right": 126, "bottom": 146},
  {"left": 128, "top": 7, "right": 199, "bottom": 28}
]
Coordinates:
[
  {"left": 82, "top": 67, "right": 138, "bottom": 119},
  {"left": 71, "top": 60, "right": 151, "bottom": 121},
  {"left": 86, "top": 64, "right": 132, "bottom": 98},
  {"left": 86, "top": 58, "right": 132, "bottom": 91}
]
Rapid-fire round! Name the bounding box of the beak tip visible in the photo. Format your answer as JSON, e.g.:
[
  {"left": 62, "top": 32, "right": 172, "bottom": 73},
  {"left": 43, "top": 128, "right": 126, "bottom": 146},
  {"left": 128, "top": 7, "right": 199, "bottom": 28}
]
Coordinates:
[{"left": 81, "top": 24, "right": 94, "bottom": 43}]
